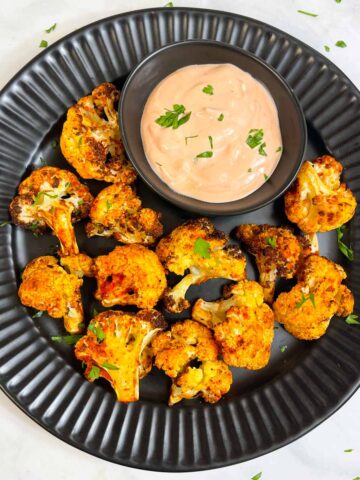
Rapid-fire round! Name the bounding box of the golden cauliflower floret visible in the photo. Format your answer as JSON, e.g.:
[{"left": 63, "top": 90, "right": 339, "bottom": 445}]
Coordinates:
[
  {"left": 215, "top": 306, "right": 274, "bottom": 369},
  {"left": 9, "top": 167, "right": 93, "bottom": 256},
  {"left": 60, "top": 253, "right": 94, "bottom": 278},
  {"left": 152, "top": 320, "right": 231, "bottom": 405},
  {"left": 85, "top": 182, "right": 163, "bottom": 245},
  {"left": 192, "top": 279, "right": 265, "bottom": 328},
  {"left": 152, "top": 319, "right": 218, "bottom": 378},
  {"left": 193, "top": 280, "right": 275, "bottom": 369},
  {"left": 236, "top": 224, "right": 302, "bottom": 304},
  {"left": 75, "top": 309, "right": 167, "bottom": 402},
  {"left": 156, "top": 218, "right": 246, "bottom": 313},
  {"left": 335, "top": 284, "right": 354, "bottom": 317},
  {"left": 273, "top": 254, "right": 354, "bottom": 340},
  {"left": 169, "top": 360, "right": 232, "bottom": 405},
  {"left": 285, "top": 155, "right": 357, "bottom": 233},
  {"left": 18, "top": 256, "right": 84, "bottom": 333},
  {"left": 93, "top": 245, "right": 166, "bottom": 309},
  {"left": 60, "top": 82, "right": 136, "bottom": 184}
]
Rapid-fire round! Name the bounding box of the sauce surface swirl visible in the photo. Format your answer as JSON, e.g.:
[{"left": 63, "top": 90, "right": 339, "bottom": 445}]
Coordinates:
[{"left": 141, "top": 64, "right": 282, "bottom": 203}]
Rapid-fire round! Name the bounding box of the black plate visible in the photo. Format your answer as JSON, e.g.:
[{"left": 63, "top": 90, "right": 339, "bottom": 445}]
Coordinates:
[{"left": 0, "top": 7, "right": 360, "bottom": 472}]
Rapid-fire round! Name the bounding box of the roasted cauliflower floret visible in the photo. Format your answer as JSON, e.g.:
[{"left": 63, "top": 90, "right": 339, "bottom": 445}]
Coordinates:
[
  {"left": 9, "top": 167, "right": 93, "bottom": 256},
  {"left": 93, "top": 245, "right": 166, "bottom": 308},
  {"left": 169, "top": 360, "right": 232, "bottom": 406},
  {"left": 236, "top": 224, "right": 302, "bottom": 304},
  {"left": 215, "top": 306, "right": 274, "bottom": 369},
  {"left": 60, "top": 253, "right": 94, "bottom": 278},
  {"left": 273, "top": 254, "right": 354, "bottom": 340},
  {"left": 335, "top": 284, "right": 354, "bottom": 317},
  {"left": 156, "top": 218, "right": 246, "bottom": 313},
  {"left": 152, "top": 319, "right": 218, "bottom": 377},
  {"left": 75, "top": 309, "right": 167, "bottom": 402},
  {"left": 193, "top": 280, "right": 275, "bottom": 369},
  {"left": 152, "top": 319, "right": 231, "bottom": 404},
  {"left": 86, "top": 182, "right": 163, "bottom": 245},
  {"left": 284, "top": 155, "right": 357, "bottom": 233},
  {"left": 18, "top": 256, "right": 84, "bottom": 333},
  {"left": 60, "top": 82, "right": 136, "bottom": 184}
]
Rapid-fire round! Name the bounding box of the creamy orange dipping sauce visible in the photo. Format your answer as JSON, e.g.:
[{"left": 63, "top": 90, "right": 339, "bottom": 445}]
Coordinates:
[{"left": 141, "top": 64, "right": 282, "bottom": 203}]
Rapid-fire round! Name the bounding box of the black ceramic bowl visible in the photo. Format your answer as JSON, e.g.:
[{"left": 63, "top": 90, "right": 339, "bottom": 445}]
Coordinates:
[{"left": 119, "top": 40, "right": 307, "bottom": 215}]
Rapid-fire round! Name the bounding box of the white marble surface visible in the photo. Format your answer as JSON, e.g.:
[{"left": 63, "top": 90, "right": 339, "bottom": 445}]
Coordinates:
[{"left": 0, "top": 0, "right": 359, "bottom": 478}]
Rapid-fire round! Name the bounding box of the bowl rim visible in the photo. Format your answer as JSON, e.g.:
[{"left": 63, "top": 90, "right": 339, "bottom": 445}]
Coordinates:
[{"left": 119, "top": 39, "right": 307, "bottom": 215}]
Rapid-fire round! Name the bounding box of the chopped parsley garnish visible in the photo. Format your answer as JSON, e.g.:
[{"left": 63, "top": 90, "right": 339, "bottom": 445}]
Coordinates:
[
  {"left": 45, "top": 23, "right": 57, "bottom": 33},
  {"left": 92, "top": 307, "right": 99, "bottom": 317},
  {"left": 259, "top": 142, "right": 267, "bottom": 156},
  {"left": 344, "top": 449, "right": 354, "bottom": 452},
  {"left": 101, "top": 362, "right": 120, "bottom": 370},
  {"left": 185, "top": 135, "right": 198, "bottom": 145},
  {"left": 51, "top": 139, "right": 58, "bottom": 149},
  {"left": 335, "top": 0, "right": 342, "bottom": 2},
  {"left": 105, "top": 200, "right": 112, "bottom": 211},
  {"left": 29, "top": 221, "right": 40, "bottom": 235},
  {"left": 50, "top": 206, "right": 55, "bottom": 215},
  {"left": 65, "top": 181, "right": 71, "bottom": 189},
  {"left": 88, "top": 365, "right": 101, "bottom": 380},
  {"left": 295, "top": 292, "right": 316, "bottom": 309},
  {"left": 251, "top": 473, "right": 262, "bottom": 480},
  {"left": 208, "top": 136, "right": 214, "bottom": 149},
  {"left": 246, "top": 128, "right": 264, "bottom": 149},
  {"left": 280, "top": 345, "right": 287, "bottom": 353},
  {"left": 0, "top": 221, "right": 10, "bottom": 228},
  {"left": 217, "top": 113, "right": 224, "bottom": 121},
  {"left": 202, "top": 84, "right": 214, "bottom": 95},
  {"left": 40, "top": 157, "right": 47, "bottom": 166},
  {"left": 88, "top": 323, "right": 106, "bottom": 341},
  {"left": 51, "top": 334, "right": 83, "bottom": 345},
  {"left": 33, "top": 191, "right": 58, "bottom": 205},
  {"left": 297, "top": 10, "right": 318, "bottom": 17},
  {"left": 336, "top": 40, "right": 347, "bottom": 48},
  {"left": 155, "top": 104, "right": 191, "bottom": 129},
  {"left": 248, "top": 168, "right": 252, "bottom": 173},
  {"left": 264, "top": 174, "right": 269, "bottom": 181},
  {"left": 345, "top": 314, "right": 359, "bottom": 325},
  {"left": 276, "top": 146, "right": 282, "bottom": 152},
  {"left": 196, "top": 151, "right": 213, "bottom": 158},
  {"left": 266, "top": 237, "right": 277, "bottom": 248},
  {"left": 324, "top": 45, "right": 330, "bottom": 52},
  {"left": 336, "top": 225, "right": 354, "bottom": 261},
  {"left": 39, "top": 40, "right": 48, "bottom": 48},
  {"left": 32, "top": 310, "right": 44, "bottom": 318},
  {"left": 246, "top": 129, "right": 268, "bottom": 159},
  {"left": 194, "top": 238, "right": 211, "bottom": 258},
  {"left": 164, "top": 1, "right": 174, "bottom": 6}
]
